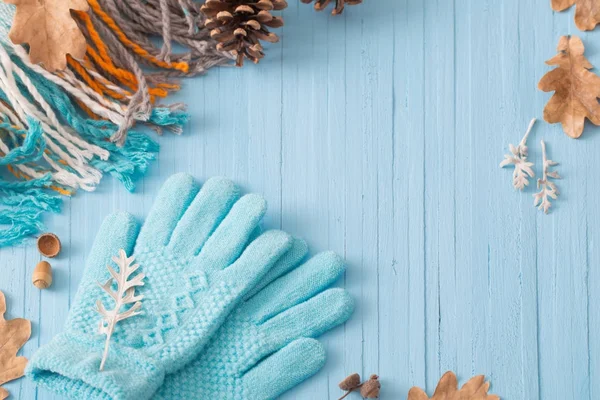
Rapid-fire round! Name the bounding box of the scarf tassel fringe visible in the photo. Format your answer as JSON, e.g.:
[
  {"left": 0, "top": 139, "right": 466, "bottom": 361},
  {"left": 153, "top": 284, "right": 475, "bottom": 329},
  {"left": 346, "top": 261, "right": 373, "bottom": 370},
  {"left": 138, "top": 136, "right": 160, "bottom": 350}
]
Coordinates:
[{"left": 0, "top": 0, "right": 230, "bottom": 246}]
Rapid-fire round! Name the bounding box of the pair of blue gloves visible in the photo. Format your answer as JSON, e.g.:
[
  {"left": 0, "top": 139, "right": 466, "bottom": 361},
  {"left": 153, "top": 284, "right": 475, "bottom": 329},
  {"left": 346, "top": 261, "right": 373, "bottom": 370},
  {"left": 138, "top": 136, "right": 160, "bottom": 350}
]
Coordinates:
[{"left": 26, "top": 174, "right": 354, "bottom": 399}]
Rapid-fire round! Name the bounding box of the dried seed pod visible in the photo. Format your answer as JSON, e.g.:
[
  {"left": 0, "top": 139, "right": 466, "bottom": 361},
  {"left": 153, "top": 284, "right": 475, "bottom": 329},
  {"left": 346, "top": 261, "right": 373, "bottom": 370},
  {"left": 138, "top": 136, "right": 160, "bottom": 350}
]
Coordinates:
[
  {"left": 360, "top": 375, "right": 380, "bottom": 399},
  {"left": 37, "top": 233, "right": 61, "bottom": 258},
  {"left": 301, "top": 0, "right": 363, "bottom": 15},
  {"left": 32, "top": 261, "right": 53, "bottom": 289},
  {"left": 339, "top": 373, "right": 361, "bottom": 391}
]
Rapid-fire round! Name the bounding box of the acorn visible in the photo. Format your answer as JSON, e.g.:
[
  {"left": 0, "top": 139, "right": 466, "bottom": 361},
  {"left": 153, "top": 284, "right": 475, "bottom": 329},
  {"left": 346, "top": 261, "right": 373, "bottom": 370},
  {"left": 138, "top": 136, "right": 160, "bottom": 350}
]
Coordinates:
[
  {"left": 360, "top": 375, "right": 380, "bottom": 399},
  {"left": 32, "top": 261, "right": 53, "bottom": 289},
  {"left": 37, "top": 233, "right": 61, "bottom": 258},
  {"left": 339, "top": 373, "right": 361, "bottom": 391}
]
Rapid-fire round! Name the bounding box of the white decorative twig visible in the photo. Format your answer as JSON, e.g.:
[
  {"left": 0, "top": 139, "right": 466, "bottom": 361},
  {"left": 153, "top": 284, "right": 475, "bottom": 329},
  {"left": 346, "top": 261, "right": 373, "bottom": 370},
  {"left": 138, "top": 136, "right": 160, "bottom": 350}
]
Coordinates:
[
  {"left": 533, "top": 140, "right": 561, "bottom": 214},
  {"left": 500, "top": 118, "right": 536, "bottom": 190},
  {"left": 96, "top": 249, "right": 145, "bottom": 371}
]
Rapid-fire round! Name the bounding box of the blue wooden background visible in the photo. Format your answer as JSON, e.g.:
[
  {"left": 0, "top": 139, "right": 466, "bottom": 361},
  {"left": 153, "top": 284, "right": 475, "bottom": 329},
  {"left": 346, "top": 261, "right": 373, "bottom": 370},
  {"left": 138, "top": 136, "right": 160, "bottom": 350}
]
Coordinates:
[{"left": 2, "top": 0, "right": 600, "bottom": 398}]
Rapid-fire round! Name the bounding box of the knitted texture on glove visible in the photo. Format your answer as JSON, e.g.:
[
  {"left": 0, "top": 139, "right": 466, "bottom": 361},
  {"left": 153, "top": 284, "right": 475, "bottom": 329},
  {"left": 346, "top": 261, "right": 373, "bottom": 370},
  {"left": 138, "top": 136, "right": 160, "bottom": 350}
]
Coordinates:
[
  {"left": 155, "top": 246, "right": 354, "bottom": 400},
  {"left": 27, "top": 173, "right": 293, "bottom": 400}
]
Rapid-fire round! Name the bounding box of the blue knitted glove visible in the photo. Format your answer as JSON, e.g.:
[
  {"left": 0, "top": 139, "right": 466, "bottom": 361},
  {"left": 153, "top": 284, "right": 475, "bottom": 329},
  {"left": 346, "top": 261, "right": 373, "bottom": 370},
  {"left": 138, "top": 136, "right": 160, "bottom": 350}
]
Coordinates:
[
  {"left": 26, "top": 174, "right": 293, "bottom": 400},
  {"left": 154, "top": 239, "right": 354, "bottom": 399}
]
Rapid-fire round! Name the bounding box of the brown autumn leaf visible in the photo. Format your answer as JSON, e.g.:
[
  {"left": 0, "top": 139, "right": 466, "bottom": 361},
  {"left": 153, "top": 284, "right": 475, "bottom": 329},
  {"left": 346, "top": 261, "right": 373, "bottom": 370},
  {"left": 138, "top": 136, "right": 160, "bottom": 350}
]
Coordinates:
[
  {"left": 0, "top": 291, "right": 31, "bottom": 399},
  {"left": 552, "top": 0, "right": 600, "bottom": 31},
  {"left": 538, "top": 35, "right": 600, "bottom": 139},
  {"left": 4, "top": 0, "right": 89, "bottom": 72},
  {"left": 408, "top": 371, "right": 499, "bottom": 400}
]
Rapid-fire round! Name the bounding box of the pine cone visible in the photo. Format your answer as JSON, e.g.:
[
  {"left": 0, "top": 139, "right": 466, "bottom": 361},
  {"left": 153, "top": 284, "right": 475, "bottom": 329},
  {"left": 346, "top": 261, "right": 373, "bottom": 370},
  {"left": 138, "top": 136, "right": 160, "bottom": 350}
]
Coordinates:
[
  {"left": 301, "top": 0, "right": 362, "bottom": 15},
  {"left": 201, "top": 0, "right": 287, "bottom": 66}
]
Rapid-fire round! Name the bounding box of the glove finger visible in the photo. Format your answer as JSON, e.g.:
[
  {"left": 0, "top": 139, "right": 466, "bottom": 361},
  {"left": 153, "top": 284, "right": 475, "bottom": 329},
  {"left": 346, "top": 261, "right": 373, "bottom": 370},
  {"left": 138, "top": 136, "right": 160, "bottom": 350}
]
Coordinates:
[
  {"left": 218, "top": 230, "right": 292, "bottom": 293},
  {"left": 136, "top": 173, "right": 199, "bottom": 248},
  {"left": 167, "top": 177, "right": 240, "bottom": 257},
  {"left": 259, "top": 288, "right": 353, "bottom": 356},
  {"left": 67, "top": 212, "right": 140, "bottom": 333},
  {"left": 243, "top": 338, "right": 326, "bottom": 400},
  {"left": 196, "top": 193, "right": 267, "bottom": 273},
  {"left": 244, "top": 238, "right": 308, "bottom": 300},
  {"left": 83, "top": 212, "right": 140, "bottom": 281},
  {"left": 247, "top": 226, "right": 263, "bottom": 243},
  {"left": 243, "top": 251, "right": 344, "bottom": 323}
]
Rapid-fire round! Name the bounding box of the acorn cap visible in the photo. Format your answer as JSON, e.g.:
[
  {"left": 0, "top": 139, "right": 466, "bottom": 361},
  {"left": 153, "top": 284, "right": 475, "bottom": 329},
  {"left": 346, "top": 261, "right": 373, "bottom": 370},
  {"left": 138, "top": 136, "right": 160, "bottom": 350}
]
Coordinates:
[
  {"left": 37, "top": 233, "right": 61, "bottom": 258},
  {"left": 339, "top": 373, "right": 361, "bottom": 391},
  {"left": 32, "top": 261, "right": 53, "bottom": 289},
  {"left": 360, "top": 375, "right": 380, "bottom": 398}
]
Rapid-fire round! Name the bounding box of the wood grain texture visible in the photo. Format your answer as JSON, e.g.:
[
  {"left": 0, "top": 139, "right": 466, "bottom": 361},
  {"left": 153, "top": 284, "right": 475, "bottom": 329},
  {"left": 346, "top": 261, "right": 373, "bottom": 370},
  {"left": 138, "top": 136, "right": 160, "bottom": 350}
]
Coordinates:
[{"left": 1, "top": 0, "right": 599, "bottom": 398}]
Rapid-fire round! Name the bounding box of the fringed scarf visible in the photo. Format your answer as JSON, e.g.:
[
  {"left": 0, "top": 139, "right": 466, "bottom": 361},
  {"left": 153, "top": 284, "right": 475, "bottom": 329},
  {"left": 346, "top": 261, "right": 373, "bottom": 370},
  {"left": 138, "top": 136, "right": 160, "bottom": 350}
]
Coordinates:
[{"left": 0, "top": 0, "right": 231, "bottom": 246}]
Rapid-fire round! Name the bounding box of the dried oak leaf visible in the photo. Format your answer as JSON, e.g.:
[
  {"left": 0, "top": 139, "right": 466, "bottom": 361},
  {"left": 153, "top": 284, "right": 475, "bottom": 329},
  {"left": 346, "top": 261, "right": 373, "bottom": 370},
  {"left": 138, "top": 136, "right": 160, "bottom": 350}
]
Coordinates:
[
  {"left": 5, "top": 0, "right": 89, "bottom": 72},
  {"left": 538, "top": 35, "right": 600, "bottom": 138},
  {"left": 552, "top": 0, "right": 600, "bottom": 31},
  {"left": 408, "top": 371, "right": 499, "bottom": 400},
  {"left": 0, "top": 291, "right": 31, "bottom": 400}
]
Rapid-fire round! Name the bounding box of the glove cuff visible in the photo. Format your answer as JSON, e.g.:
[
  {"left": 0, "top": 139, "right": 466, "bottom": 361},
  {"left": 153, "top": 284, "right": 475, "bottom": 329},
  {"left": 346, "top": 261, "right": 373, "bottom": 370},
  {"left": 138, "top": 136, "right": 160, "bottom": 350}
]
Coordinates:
[{"left": 26, "top": 332, "right": 165, "bottom": 400}]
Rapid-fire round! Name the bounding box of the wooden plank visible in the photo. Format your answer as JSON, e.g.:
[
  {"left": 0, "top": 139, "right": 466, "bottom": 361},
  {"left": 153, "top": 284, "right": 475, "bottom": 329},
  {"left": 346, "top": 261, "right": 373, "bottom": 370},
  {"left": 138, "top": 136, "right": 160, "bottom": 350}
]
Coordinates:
[
  {"left": 378, "top": 0, "right": 427, "bottom": 397},
  {"left": 422, "top": 0, "right": 456, "bottom": 390}
]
